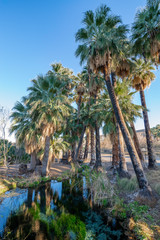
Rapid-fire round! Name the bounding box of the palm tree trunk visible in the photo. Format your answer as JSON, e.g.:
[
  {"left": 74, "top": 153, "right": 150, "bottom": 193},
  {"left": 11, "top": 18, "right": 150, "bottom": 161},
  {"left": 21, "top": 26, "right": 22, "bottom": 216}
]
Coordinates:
[
  {"left": 42, "top": 136, "right": 50, "bottom": 176},
  {"left": 90, "top": 126, "right": 95, "bottom": 165},
  {"left": 71, "top": 142, "right": 76, "bottom": 161},
  {"left": 117, "top": 125, "right": 130, "bottom": 178},
  {"left": 111, "top": 71, "right": 117, "bottom": 87},
  {"left": 67, "top": 150, "right": 72, "bottom": 163},
  {"left": 78, "top": 144, "right": 83, "bottom": 161},
  {"left": 77, "top": 95, "right": 82, "bottom": 122},
  {"left": 83, "top": 130, "right": 90, "bottom": 160},
  {"left": 94, "top": 123, "right": 102, "bottom": 170},
  {"left": 112, "top": 133, "right": 119, "bottom": 168},
  {"left": 74, "top": 125, "right": 86, "bottom": 162},
  {"left": 30, "top": 150, "right": 36, "bottom": 171},
  {"left": 130, "top": 122, "right": 145, "bottom": 164},
  {"left": 140, "top": 88, "right": 156, "bottom": 169},
  {"left": 104, "top": 68, "right": 149, "bottom": 192}
]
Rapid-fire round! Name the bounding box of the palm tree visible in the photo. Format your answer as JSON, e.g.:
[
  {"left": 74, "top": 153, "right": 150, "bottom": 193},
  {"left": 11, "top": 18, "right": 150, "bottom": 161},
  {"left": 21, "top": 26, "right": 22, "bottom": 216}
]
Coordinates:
[
  {"left": 10, "top": 100, "right": 41, "bottom": 171},
  {"left": 151, "top": 124, "right": 160, "bottom": 140},
  {"left": 131, "top": 1, "right": 160, "bottom": 65},
  {"left": 96, "top": 80, "right": 140, "bottom": 177},
  {"left": 81, "top": 67, "right": 104, "bottom": 169},
  {"left": 27, "top": 74, "right": 71, "bottom": 176},
  {"left": 75, "top": 5, "right": 153, "bottom": 196},
  {"left": 48, "top": 135, "right": 70, "bottom": 167},
  {"left": 131, "top": 59, "right": 156, "bottom": 169}
]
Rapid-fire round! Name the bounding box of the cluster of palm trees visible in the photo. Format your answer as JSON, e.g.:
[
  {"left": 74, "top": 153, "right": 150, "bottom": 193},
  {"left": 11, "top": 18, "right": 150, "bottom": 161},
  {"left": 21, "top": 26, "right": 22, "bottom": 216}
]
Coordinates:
[{"left": 10, "top": 1, "right": 160, "bottom": 198}]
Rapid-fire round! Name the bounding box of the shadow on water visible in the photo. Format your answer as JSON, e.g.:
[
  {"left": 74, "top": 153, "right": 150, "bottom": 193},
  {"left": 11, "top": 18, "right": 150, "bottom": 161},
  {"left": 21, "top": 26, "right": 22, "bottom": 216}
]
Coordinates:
[{"left": 0, "top": 176, "right": 127, "bottom": 240}]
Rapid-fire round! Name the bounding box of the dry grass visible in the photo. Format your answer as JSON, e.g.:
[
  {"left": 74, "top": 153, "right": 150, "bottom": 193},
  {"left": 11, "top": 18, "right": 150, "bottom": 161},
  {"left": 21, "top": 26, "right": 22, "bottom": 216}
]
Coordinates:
[
  {"left": 146, "top": 167, "right": 160, "bottom": 196},
  {"left": 89, "top": 172, "right": 115, "bottom": 206},
  {"left": 117, "top": 177, "right": 138, "bottom": 193}
]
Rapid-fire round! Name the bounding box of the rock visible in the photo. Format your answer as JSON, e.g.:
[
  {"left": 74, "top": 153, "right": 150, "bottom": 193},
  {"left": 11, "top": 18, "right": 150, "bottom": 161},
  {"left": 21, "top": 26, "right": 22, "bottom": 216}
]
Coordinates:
[{"left": 19, "top": 164, "right": 27, "bottom": 174}]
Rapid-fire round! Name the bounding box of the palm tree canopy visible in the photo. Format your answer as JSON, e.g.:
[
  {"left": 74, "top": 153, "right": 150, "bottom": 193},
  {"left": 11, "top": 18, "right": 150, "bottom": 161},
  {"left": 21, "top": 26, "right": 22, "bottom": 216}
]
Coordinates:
[
  {"left": 75, "top": 4, "right": 129, "bottom": 73},
  {"left": 131, "top": 1, "right": 160, "bottom": 63},
  {"left": 27, "top": 74, "right": 72, "bottom": 138},
  {"left": 131, "top": 59, "right": 155, "bottom": 91}
]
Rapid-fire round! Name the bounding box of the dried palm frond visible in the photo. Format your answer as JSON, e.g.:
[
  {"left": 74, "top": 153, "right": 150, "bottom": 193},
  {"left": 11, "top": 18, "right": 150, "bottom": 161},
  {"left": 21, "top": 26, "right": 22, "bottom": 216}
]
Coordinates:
[
  {"left": 151, "top": 40, "right": 160, "bottom": 64},
  {"left": 151, "top": 40, "right": 160, "bottom": 56},
  {"left": 116, "top": 60, "right": 130, "bottom": 78},
  {"left": 132, "top": 83, "right": 141, "bottom": 91},
  {"left": 76, "top": 83, "right": 85, "bottom": 95},
  {"left": 89, "top": 51, "right": 110, "bottom": 73},
  {"left": 132, "top": 76, "right": 141, "bottom": 85},
  {"left": 42, "top": 123, "right": 55, "bottom": 137},
  {"left": 89, "top": 83, "right": 100, "bottom": 96}
]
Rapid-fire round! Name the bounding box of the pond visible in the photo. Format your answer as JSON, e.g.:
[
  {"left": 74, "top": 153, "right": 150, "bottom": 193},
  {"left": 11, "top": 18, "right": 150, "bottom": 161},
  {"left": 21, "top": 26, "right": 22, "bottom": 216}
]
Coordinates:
[{"left": 0, "top": 176, "right": 127, "bottom": 240}]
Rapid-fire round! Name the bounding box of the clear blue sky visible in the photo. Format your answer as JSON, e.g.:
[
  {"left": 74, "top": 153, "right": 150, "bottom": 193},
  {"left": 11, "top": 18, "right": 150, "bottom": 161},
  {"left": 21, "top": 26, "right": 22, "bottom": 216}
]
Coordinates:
[{"left": 0, "top": 0, "right": 159, "bottom": 130}]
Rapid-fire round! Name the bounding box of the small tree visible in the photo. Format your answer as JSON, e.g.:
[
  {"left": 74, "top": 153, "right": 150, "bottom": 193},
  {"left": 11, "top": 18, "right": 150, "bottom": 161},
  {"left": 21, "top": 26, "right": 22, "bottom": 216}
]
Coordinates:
[{"left": 0, "top": 106, "right": 10, "bottom": 167}]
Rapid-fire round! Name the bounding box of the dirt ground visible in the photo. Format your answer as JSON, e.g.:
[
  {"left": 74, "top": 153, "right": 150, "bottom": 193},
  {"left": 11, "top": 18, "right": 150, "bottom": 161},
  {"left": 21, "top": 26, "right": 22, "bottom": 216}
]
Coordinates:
[
  {"left": 0, "top": 153, "right": 160, "bottom": 178},
  {"left": 0, "top": 162, "right": 71, "bottom": 179}
]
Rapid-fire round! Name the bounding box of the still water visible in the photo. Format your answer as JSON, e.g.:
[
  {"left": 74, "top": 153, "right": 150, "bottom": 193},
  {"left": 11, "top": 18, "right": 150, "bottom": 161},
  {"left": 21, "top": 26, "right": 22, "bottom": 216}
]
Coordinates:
[{"left": 0, "top": 177, "right": 127, "bottom": 240}]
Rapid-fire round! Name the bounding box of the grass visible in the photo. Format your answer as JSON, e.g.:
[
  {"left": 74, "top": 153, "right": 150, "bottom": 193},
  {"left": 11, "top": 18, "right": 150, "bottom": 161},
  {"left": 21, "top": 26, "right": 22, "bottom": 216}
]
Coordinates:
[
  {"left": 116, "top": 176, "right": 138, "bottom": 192},
  {"left": 146, "top": 167, "right": 160, "bottom": 196},
  {"left": 0, "top": 179, "right": 17, "bottom": 195}
]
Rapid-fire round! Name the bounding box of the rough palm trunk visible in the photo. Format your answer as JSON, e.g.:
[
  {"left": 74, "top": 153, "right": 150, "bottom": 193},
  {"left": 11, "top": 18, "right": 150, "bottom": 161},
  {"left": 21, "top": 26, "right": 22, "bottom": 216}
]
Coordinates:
[
  {"left": 140, "top": 88, "right": 156, "bottom": 169},
  {"left": 112, "top": 133, "right": 119, "bottom": 168},
  {"left": 74, "top": 126, "right": 86, "bottom": 162},
  {"left": 130, "top": 122, "right": 145, "bottom": 164},
  {"left": 117, "top": 125, "right": 130, "bottom": 178},
  {"left": 42, "top": 136, "right": 50, "bottom": 176},
  {"left": 111, "top": 71, "right": 117, "bottom": 87},
  {"left": 90, "top": 126, "right": 95, "bottom": 165},
  {"left": 83, "top": 130, "right": 90, "bottom": 160},
  {"left": 30, "top": 150, "right": 36, "bottom": 171},
  {"left": 77, "top": 95, "right": 82, "bottom": 122},
  {"left": 104, "top": 68, "right": 150, "bottom": 192},
  {"left": 67, "top": 150, "right": 72, "bottom": 163},
  {"left": 71, "top": 142, "right": 76, "bottom": 161},
  {"left": 94, "top": 123, "right": 102, "bottom": 170},
  {"left": 78, "top": 144, "right": 83, "bottom": 160}
]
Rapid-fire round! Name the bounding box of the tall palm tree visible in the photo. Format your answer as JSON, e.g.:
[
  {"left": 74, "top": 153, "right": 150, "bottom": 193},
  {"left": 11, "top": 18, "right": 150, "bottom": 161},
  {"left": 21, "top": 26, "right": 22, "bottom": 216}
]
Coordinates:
[
  {"left": 81, "top": 67, "right": 104, "bottom": 169},
  {"left": 96, "top": 80, "right": 140, "bottom": 177},
  {"left": 27, "top": 74, "right": 71, "bottom": 176},
  {"left": 131, "top": 59, "right": 156, "bottom": 168},
  {"left": 75, "top": 5, "right": 153, "bottom": 196}
]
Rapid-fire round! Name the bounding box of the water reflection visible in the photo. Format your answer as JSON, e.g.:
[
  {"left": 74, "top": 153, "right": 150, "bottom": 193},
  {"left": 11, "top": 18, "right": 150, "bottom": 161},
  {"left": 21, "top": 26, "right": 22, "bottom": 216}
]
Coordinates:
[
  {"left": 0, "top": 176, "right": 126, "bottom": 240},
  {"left": 0, "top": 189, "right": 28, "bottom": 235}
]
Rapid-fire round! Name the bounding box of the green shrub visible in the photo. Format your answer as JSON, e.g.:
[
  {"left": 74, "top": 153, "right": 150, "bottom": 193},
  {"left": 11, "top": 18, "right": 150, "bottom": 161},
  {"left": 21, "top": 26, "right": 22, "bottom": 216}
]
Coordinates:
[{"left": 52, "top": 213, "right": 86, "bottom": 240}]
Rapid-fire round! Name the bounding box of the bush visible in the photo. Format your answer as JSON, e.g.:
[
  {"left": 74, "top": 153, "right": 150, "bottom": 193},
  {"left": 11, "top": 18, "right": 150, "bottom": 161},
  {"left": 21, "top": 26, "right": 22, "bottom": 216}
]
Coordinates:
[{"left": 52, "top": 213, "right": 86, "bottom": 240}]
